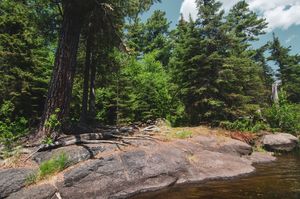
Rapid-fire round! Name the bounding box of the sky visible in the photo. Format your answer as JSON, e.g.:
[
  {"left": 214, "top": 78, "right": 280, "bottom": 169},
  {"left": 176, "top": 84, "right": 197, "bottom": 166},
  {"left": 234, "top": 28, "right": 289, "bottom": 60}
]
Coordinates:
[{"left": 142, "top": 0, "right": 300, "bottom": 54}]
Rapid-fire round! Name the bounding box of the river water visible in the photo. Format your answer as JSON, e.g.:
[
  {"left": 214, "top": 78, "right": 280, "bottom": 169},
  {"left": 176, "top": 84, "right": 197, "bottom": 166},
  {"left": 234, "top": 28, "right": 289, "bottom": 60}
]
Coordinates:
[{"left": 132, "top": 152, "right": 300, "bottom": 199}]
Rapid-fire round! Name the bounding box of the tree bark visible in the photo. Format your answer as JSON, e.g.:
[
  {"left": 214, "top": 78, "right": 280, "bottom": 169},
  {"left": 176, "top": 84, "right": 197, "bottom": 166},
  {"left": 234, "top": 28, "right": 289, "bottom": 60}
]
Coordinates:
[
  {"left": 37, "top": 2, "right": 89, "bottom": 139},
  {"left": 89, "top": 54, "right": 96, "bottom": 120},
  {"left": 80, "top": 25, "right": 93, "bottom": 125}
]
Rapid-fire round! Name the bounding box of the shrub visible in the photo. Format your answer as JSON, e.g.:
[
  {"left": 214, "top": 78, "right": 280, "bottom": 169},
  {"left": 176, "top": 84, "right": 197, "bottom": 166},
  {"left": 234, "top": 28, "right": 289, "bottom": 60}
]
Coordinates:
[
  {"left": 0, "top": 101, "right": 28, "bottom": 158},
  {"left": 45, "top": 108, "right": 61, "bottom": 132},
  {"left": 221, "top": 118, "right": 269, "bottom": 133},
  {"left": 42, "top": 136, "right": 54, "bottom": 145},
  {"left": 264, "top": 90, "right": 300, "bottom": 134}
]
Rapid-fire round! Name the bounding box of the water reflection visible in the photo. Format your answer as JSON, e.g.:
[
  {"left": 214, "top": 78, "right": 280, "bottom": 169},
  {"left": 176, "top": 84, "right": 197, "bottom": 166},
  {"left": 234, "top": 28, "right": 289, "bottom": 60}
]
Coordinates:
[{"left": 131, "top": 153, "right": 300, "bottom": 199}]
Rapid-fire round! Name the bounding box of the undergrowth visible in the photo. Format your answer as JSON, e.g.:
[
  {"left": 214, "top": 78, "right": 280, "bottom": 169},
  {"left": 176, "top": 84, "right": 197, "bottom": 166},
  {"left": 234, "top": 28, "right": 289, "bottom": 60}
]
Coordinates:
[
  {"left": 174, "top": 130, "right": 193, "bottom": 139},
  {"left": 26, "top": 153, "right": 69, "bottom": 185}
]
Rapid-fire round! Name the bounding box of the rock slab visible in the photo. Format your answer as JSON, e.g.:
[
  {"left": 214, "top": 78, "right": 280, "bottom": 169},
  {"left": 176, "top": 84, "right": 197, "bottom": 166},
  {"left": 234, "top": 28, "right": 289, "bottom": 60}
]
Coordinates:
[
  {"left": 1, "top": 135, "right": 275, "bottom": 199},
  {"left": 0, "top": 168, "right": 34, "bottom": 198},
  {"left": 261, "top": 133, "right": 299, "bottom": 152}
]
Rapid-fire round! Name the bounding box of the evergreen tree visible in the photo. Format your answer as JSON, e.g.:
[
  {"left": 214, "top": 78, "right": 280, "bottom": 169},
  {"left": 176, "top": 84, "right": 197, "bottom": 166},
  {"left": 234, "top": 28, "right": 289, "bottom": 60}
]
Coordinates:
[
  {"left": 269, "top": 34, "right": 300, "bottom": 103},
  {"left": 170, "top": 0, "right": 268, "bottom": 125},
  {"left": 93, "top": 51, "right": 174, "bottom": 124},
  {"left": 226, "top": 0, "right": 267, "bottom": 53},
  {"left": 253, "top": 44, "right": 274, "bottom": 100},
  {"left": 38, "top": 0, "right": 160, "bottom": 138},
  {"left": 126, "top": 10, "right": 171, "bottom": 65},
  {"left": 0, "top": 0, "right": 55, "bottom": 124},
  {"left": 143, "top": 10, "right": 171, "bottom": 65},
  {"left": 169, "top": 16, "right": 203, "bottom": 124}
]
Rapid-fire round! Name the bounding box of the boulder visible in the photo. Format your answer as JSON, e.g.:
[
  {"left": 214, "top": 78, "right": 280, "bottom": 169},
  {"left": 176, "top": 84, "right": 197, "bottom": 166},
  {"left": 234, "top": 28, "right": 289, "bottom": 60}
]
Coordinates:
[
  {"left": 245, "top": 152, "right": 276, "bottom": 164},
  {"left": 192, "top": 136, "right": 252, "bottom": 156},
  {"left": 0, "top": 168, "right": 34, "bottom": 198},
  {"left": 6, "top": 184, "right": 57, "bottom": 199},
  {"left": 32, "top": 145, "right": 105, "bottom": 165},
  {"left": 261, "top": 133, "right": 299, "bottom": 152},
  {"left": 217, "top": 139, "right": 252, "bottom": 156}
]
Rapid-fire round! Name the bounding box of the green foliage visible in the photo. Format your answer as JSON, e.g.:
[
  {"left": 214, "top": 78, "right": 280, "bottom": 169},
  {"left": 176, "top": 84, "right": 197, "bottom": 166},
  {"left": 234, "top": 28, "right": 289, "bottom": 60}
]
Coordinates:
[
  {"left": 169, "top": 0, "right": 268, "bottom": 125},
  {"left": 221, "top": 118, "right": 269, "bottom": 133},
  {"left": 42, "top": 136, "right": 54, "bottom": 145},
  {"left": 44, "top": 108, "right": 61, "bottom": 132},
  {"left": 264, "top": 90, "right": 300, "bottom": 134},
  {"left": 0, "top": 0, "right": 55, "bottom": 124},
  {"left": 268, "top": 34, "right": 300, "bottom": 103},
  {"left": 166, "top": 102, "right": 188, "bottom": 127},
  {"left": 39, "top": 153, "right": 68, "bottom": 177},
  {"left": 126, "top": 10, "right": 171, "bottom": 65},
  {"left": 0, "top": 101, "right": 28, "bottom": 157},
  {"left": 94, "top": 51, "right": 179, "bottom": 124},
  {"left": 26, "top": 153, "right": 69, "bottom": 185}
]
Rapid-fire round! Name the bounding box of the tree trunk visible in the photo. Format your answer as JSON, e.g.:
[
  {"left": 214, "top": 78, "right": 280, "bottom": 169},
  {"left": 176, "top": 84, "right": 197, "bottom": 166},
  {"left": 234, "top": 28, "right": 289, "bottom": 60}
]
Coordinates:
[
  {"left": 80, "top": 25, "right": 93, "bottom": 125},
  {"left": 37, "top": 2, "right": 88, "bottom": 139},
  {"left": 89, "top": 53, "right": 96, "bottom": 121}
]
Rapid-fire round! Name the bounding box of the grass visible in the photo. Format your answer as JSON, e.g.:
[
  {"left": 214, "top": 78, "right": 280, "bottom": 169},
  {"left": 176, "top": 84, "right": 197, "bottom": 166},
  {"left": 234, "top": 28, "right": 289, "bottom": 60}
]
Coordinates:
[
  {"left": 158, "top": 124, "right": 228, "bottom": 141},
  {"left": 174, "top": 130, "right": 193, "bottom": 139},
  {"left": 26, "top": 153, "right": 69, "bottom": 185}
]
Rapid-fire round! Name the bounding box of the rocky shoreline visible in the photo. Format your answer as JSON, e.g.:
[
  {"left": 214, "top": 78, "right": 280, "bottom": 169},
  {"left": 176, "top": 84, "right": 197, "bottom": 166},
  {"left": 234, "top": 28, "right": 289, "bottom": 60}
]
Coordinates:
[{"left": 0, "top": 132, "right": 298, "bottom": 199}]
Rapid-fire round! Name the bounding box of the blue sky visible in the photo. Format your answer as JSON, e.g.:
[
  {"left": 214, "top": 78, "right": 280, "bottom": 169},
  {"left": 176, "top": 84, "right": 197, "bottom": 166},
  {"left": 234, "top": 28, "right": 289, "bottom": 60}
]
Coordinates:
[{"left": 142, "top": 0, "right": 300, "bottom": 54}]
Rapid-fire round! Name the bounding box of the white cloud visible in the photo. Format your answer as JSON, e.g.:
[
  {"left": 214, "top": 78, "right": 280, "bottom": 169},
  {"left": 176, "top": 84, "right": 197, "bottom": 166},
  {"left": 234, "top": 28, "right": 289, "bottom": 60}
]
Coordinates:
[
  {"left": 179, "top": 0, "right": 198, "bottom": 20},
  {"left": 180, "top": 0, "right": 300, "bottom": 31}
]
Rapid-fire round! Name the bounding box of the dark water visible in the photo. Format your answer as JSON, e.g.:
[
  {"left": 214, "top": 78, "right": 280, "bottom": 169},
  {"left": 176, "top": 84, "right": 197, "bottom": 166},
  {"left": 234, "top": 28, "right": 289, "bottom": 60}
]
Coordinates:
[{"left": 132, "top": 153, "right": 300, "bottom": 199}]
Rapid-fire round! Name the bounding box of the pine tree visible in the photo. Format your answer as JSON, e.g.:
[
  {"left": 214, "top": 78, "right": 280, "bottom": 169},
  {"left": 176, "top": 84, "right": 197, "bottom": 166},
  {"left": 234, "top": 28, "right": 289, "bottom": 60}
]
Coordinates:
[
  {"left": 126, "top": 10, "right": 171, "bottom": 65},
  {"left": 38, "top": 0, "right": 160, "bottom": 138},
  {"left": 169, "top": 16, "right": 204, "bottom": 124},
  {"left": 170, "top": 0, "right": 268, "bottom": 125},
  {"left": 0, "top": 0, "right": 55, "bottom": 124},
  {"left": 253, "top": 44, "right": 274, "bottom": 100},
  {"left": 269, "top": 34, "right": 300, "bottom": 103},
  {"left": 225, "top": 0, "right": 267, "bottom": 53}
]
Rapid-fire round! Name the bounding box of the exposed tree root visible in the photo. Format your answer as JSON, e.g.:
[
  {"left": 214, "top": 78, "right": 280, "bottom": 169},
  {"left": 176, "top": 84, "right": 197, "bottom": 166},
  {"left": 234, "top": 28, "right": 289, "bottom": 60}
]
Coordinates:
[{"left": 23, "top": 125, "right": 162, "bottom": 161}]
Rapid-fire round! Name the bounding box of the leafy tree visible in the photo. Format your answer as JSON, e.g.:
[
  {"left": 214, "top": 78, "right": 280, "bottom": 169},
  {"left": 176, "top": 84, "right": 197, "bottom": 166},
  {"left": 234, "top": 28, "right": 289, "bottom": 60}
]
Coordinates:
[{"left": 94, "top": 51, "right": 175, "bottom": 124}]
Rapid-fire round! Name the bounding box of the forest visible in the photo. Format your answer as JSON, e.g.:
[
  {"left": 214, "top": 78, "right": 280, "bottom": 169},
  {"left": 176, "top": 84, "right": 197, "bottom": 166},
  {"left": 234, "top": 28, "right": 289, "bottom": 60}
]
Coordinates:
[{"left": 1, "top": 0, "right": 300, "bottom": 157}]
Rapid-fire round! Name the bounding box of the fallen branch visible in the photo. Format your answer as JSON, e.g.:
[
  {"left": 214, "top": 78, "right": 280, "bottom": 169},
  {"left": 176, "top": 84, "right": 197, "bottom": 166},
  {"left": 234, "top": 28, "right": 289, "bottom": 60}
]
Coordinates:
[
  {"left": 141, "top": 125, "right": 160, "bottom": 132},
  {"left": 111, "top": 135, "right": 160, "bottom": 142},
  {"left": 78, "top": 140, "right": 129, "bottom": 146}
]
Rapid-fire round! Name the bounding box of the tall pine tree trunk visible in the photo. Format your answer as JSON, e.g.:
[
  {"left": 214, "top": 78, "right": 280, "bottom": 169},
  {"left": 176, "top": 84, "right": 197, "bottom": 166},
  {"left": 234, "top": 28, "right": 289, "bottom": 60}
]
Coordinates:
[
  {"left": 37, "top": 2, "right": 88, "bottom": 139},
  {"left": 80, "top": 26, "right": 93, "bottom": 125},
  {"left": 89, "top": 54, "right": 96, "bottom": 121}
]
